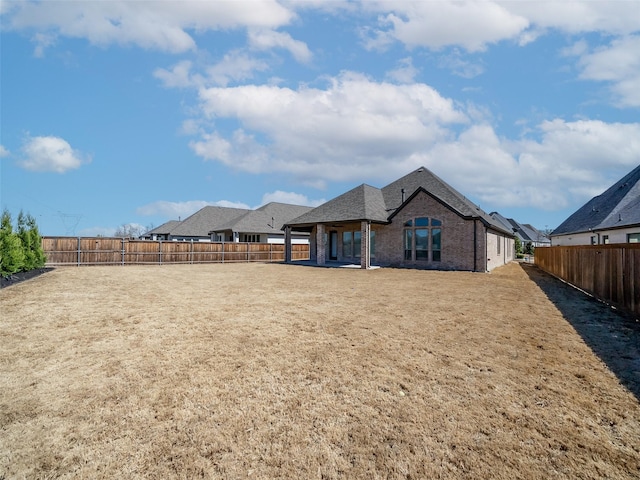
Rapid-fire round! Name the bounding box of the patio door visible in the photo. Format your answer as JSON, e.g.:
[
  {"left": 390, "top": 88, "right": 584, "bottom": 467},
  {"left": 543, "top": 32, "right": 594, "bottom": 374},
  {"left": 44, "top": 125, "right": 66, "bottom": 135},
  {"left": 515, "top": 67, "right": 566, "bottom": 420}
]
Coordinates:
[{"left": 329, "top": 231, "right": 338, "bottom": 260}]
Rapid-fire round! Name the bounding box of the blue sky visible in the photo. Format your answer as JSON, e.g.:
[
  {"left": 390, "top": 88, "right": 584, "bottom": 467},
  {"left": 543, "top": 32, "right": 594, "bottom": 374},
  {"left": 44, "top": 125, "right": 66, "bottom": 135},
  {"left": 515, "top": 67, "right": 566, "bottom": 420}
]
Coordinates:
[{"left": 1, "top": 1, "right": 639, "bottom": 237}]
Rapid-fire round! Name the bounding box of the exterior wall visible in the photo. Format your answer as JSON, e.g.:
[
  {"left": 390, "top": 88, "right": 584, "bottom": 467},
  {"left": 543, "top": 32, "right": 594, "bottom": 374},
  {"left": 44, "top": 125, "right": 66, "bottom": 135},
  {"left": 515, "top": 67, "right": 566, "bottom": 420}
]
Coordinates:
[
  {"left": 376, "top": 191, "right": 478, "bottom": 270},
  {"left": 266, "top": 234, "right": 309, "bottom": 244},
  {"left": 552, "top": 226, "right": 640, "bottom": 246},
  {"left": 486, "top": 230, "right": 515, "bottom": 272}
]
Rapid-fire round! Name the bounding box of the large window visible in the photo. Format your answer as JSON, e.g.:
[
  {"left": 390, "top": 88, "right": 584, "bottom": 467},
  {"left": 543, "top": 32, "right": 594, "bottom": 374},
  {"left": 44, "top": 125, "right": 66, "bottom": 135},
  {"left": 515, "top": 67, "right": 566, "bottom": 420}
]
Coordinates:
[
  {"left": 403, "top": 217, "right": 442, "bottom": 262},
  {"left": 343, "top": 229, "right": 375, "bottom": 258},
  {"left": 628, "top": 233, "right": 640, "bottom": 243}
]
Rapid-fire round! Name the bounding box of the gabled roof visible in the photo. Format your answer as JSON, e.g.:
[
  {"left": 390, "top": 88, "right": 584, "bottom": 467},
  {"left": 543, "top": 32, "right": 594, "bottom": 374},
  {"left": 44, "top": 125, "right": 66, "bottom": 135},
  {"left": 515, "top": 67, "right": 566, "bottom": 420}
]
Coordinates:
[
  {"left": 552, "top": 164, "right": 640, "bottom": 236},
  {"left": 210, "top": 202, "right": 313, "bottom": 234},
  {"left": 285, "top": 184, "right": 389, "bottom": 228},
  {"left": 285, "top": 166, "right": 513, "bottom": 236},
  {"left": 146, "top": 220, "right": 182, "bottom": 235},
  {"left": 523, "top": 224, "right": 551, "bottom": 244},
  {"left": 170, "top": 206, "right": 250, "bottom": 237}
]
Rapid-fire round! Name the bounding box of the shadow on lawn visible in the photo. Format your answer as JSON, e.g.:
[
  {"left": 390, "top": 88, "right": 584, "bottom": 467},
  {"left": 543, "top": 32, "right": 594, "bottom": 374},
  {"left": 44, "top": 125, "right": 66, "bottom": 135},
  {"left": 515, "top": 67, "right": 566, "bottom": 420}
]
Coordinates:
[{"left": 521, "top": 262, "right": 640, "bottom": 401}]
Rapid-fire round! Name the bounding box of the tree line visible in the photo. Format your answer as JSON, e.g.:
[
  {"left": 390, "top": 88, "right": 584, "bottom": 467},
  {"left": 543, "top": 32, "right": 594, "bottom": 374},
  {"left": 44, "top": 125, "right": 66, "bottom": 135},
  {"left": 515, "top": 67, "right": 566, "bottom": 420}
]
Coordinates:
[{"left": 0, "top": 209, "right": 46, "bottom": 276}]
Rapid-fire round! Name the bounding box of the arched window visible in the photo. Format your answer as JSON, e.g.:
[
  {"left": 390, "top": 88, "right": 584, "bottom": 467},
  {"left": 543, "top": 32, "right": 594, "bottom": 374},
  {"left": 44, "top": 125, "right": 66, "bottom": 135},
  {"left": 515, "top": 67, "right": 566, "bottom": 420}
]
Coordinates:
[{"left": 403, "top": 217, "right": 442, "bottom": 262}]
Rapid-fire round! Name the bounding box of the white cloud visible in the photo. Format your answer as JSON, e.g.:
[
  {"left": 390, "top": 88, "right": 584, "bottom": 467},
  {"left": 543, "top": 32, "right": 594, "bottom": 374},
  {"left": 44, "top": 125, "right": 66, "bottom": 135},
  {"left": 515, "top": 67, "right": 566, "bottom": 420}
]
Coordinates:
[
  {"left": 0, "top": 145, "right": 9, "bottom": 157},
  {"left": 19, "top": 135, "right": 90, "bottom": 173},
  {"left": 501, "top": 1, "right": 640, "bottom": 36},
  {"left": 362, "top": 1, "right": 640, "bottom": 52},
  {"left": 385, "top": 57, "right": 419, "bottom": 84},
  {"left": 260, "top": 190, "right": 326, "bottom": 207},
  {"left": 248, "top": 28, "right": 312, "bottom": 63},
  {"left": 191, "top": 72, "right": 467, "bottom": 184},
  {"left": 155, "top": 52, "right": 270, "bottom": 89},
  {"left": 136, "top": 199, "right": 250, "bottom": 218},
  {"left": 363, "top": 1, "right": 529, "bottom": 52},
  {"left": 438, "top": 50, "right": 485, "bottom": 78},
  {"left": 154, "top": 60, "right": 198, "bottom": 88},
  {"left": 576, "top": 35, "right": 640, "bottom": 108},
  {"left": 190, "top": 70, "right": 640, "bottom": 212},
  {"left": 206, "top": 51, "right": 271, "bottom": 87},
  {"left": 4, "top": 0, "right": 295, "bottom": 54}
]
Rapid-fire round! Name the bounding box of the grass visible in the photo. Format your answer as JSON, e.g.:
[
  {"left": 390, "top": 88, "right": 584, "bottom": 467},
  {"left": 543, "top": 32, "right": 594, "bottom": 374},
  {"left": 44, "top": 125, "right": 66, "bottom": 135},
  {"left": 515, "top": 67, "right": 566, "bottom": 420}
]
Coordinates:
[{"left": 1, "top": 262, "right": 639, "bottom": 479}]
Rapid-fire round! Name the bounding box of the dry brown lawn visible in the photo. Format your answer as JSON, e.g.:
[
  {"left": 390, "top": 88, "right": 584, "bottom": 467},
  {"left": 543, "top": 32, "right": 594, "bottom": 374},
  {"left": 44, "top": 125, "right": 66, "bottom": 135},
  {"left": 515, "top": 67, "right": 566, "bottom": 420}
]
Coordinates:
[{"left": 1, "top": 262, "right": 639, "bottom": 479}]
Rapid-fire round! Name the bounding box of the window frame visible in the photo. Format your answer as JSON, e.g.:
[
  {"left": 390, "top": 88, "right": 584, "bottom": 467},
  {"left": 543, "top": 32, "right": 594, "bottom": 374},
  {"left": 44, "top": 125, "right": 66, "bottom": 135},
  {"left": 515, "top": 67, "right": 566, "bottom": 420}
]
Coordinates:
[{"left": 403, "top": 216, "right": 442, "bottom": 262}]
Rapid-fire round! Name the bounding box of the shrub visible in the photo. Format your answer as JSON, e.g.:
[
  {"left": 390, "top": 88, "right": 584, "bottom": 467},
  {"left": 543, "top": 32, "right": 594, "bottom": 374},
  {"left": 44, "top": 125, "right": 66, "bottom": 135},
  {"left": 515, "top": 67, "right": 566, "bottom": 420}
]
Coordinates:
[{"left": 0, "top": 209, "right": 46, "bottom": 277}]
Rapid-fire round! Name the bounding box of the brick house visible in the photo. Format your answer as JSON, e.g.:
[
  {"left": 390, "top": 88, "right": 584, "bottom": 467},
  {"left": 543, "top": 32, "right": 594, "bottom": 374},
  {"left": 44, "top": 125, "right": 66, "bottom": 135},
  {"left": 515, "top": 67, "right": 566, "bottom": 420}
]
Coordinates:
[{"left": 283, "top": 166, "right": 515, "bottom": 271}]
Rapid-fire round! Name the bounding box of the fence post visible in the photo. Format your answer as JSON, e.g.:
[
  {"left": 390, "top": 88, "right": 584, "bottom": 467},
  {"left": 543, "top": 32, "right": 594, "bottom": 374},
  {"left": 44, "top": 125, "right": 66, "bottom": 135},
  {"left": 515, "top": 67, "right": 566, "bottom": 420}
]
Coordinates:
[
  {"left": 77, "top": 237, "right": 81, "bottom": 266},
  {"left": 121, "top": 238, "right": 126, "bottom": 266},
  {"left": 159, "top": 240, "right": 162, "bottom": 265}
]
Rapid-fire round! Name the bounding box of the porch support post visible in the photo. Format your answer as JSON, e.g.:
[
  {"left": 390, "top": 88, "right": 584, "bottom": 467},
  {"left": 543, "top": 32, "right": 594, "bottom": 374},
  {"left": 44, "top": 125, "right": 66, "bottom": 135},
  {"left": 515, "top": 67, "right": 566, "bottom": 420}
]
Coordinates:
[
  {"left": 284, "top": 226, "right": 292, "bottom": 263},
  {"left": 316, "top": 224, "right": 326, "bottom": 266},
  {"left": 361, "top": 221, "right": 371, "bottom": 269}
]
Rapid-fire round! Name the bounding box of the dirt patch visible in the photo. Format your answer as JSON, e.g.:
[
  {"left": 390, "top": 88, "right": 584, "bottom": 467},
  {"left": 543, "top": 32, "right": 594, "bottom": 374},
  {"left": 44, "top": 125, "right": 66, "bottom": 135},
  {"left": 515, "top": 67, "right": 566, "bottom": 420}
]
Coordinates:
[
  {"left": 0, "top": 268, "right": 54, "bottom": 289},
  {"left": 1, "top": 262, "right": 639, "bottom": 479}
]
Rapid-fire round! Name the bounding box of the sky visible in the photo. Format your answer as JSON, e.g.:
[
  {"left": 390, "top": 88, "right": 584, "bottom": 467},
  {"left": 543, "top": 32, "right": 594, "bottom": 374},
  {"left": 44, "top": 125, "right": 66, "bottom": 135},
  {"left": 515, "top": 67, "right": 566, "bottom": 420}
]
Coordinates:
[{"left": 1, "top": 0, "right": 639, "bottom": 237}]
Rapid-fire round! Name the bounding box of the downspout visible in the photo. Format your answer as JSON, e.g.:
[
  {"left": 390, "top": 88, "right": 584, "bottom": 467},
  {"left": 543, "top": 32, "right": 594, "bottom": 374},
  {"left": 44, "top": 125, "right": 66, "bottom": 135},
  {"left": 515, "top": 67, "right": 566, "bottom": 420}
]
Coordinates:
[{"left": 473, "top": 220, "right": 477, "bottom": 272}]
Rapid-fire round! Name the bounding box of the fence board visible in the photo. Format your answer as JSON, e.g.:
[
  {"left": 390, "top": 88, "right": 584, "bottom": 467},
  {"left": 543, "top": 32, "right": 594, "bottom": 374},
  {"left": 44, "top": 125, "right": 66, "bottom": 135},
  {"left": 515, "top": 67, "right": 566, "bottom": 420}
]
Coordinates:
[
  {"left": 535, "top": 244, "right": 640, "bottom": 318},
  {"left": 42, "top": 237, "right": 309, "bottom": 267}
]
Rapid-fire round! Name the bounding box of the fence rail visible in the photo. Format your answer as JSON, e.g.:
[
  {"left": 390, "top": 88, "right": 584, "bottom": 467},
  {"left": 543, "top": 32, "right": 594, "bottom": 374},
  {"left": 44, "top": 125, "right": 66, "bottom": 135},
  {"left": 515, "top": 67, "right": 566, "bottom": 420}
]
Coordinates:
[
  {"left": 535, "top": 244, "right": 640, "bottom": 318},
  {"left": 42, "top": 237, "right": 309, "bottom": 266}
]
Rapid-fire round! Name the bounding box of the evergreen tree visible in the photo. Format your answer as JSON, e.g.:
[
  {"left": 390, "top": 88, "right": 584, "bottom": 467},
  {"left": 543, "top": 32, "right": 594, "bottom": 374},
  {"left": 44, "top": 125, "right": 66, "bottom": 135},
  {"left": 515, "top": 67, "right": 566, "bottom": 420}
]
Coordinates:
[
  {"left": 514, "top": 237, "right": 522, "bottom": 255},
  {"left": 0, "top": 209, "right": 25, "bottom": 276},
  {"left": 26, "top": 213, "right": 46, "bottom": 268}
]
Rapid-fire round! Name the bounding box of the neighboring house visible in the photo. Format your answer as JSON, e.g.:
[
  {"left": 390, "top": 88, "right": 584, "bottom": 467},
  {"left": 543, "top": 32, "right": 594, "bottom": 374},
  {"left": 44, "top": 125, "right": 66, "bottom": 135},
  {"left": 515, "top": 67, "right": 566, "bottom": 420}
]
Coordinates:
[
  {"left": 209, "top": 202, "right": 313, "bottom": 244},
  {"left": 142, "top": 206, "right": 250, "bottom": 242},
  {"left": 143, "top": 220, "right": 182, "bottom": 241},
  {"left": 141, "top": 203, "right": 313, "bottom": 244},
  {"left": 283, "top": 166, "right": 515, "bottom": 271},
  {"left": 490, "top": 212, "right": 550, "bottom": 247},
  {"left": 551, "top": 164, "right": 640, "bottom": 246}
]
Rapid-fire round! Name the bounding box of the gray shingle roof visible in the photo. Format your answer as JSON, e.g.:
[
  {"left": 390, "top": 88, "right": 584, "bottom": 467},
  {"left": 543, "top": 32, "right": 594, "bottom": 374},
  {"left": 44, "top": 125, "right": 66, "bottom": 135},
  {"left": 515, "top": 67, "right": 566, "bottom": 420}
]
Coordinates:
[
  {"left": 170, "top": 206, "right": 250, "bottom": 237},
  {"left": 285, "top": 184, "right": 389, "bottom": 227},
  {"left": 552, "top": 164, "right": 640, "bottom": 236},
  {"left": 210, "top": 202, "right": 314, "bottom": 234},
  {"left": 146, "top": 220, "right": 182, "bottom": 235},
  {"left": 384, "top": 168, "right": 510, "bottom": 233},
  {"left": 285, "top": 166, "right": 513, "bottom": 236}
]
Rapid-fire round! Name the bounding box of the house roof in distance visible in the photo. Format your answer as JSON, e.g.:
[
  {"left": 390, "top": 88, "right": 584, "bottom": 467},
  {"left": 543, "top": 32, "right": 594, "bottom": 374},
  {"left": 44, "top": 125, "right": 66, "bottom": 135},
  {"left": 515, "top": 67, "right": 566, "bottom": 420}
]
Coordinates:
[
  {"left": 146, "top": 220, "right": 182, "bottom": 236},
  {"left": 166, "top": 206, "right": 251, "bottom": 237},
  {"left": 210, "top": 202, "right": 314, "bottom": 235},
  {"left": 552, "top": 164, "right": 640, "bottom": 236}
]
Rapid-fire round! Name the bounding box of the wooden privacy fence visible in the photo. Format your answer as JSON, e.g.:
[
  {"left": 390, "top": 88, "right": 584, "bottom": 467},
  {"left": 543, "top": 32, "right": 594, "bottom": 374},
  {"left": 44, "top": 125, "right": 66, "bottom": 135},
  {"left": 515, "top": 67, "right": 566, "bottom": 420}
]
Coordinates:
[
  {"left": 535, "top": 244, "right": 640, "bottom": 318},
  {"left": 42, "top": 237, "right": 309, "bottom": 266}
]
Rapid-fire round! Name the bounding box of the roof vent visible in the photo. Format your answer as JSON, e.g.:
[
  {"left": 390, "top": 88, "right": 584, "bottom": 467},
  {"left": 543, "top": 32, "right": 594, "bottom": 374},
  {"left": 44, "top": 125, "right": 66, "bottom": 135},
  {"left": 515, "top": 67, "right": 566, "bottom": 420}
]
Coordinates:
[{"left": 401, "top": 188, "right": 405, "bottom": 203}]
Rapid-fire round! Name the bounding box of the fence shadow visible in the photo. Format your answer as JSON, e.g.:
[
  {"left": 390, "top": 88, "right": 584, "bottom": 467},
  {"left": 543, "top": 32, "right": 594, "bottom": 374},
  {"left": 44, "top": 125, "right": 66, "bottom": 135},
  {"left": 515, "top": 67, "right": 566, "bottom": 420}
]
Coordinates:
[{"left": 521, "top": 262, "right": 640, "bottom": 401}]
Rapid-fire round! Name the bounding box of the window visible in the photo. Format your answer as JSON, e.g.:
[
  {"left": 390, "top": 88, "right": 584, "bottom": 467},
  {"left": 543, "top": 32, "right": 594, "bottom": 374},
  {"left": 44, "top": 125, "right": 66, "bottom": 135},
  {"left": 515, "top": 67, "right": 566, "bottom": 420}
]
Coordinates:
[
  {"left": 242, "top": 234, "right": 260, "bottom": 242},
  {"left": 497, "top": 236, "right": 501, "bottom": 255},
  {"left": 628, "top": 233, "right": 640, "bottom": 243},
  {"left": 342, "top": 232, "right": 352, "bottom": 257},
  {"left": 403, "top": 217, "right": 442, "bottom": 262},
  {"left": 591, "top": 235, "right": 597, "bottom": 245},
  {"left": 602, "top": 235, "right": 609, "bottom": 244},
  {"left": 343, "top": 229, "right": 375, "bottom": 258}
]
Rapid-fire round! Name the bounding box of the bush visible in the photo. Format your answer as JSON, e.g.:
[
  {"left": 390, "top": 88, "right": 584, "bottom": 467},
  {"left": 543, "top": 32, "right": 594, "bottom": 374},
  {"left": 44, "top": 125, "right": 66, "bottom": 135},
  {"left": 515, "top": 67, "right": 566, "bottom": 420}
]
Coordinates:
[{"left": 1, "top": 209, "right": 46, "bottom": 277}]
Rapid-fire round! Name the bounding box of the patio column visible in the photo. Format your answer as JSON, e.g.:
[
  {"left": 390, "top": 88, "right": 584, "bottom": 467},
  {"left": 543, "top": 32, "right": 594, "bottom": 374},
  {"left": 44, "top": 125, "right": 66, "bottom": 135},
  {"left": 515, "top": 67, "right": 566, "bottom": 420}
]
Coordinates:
[
  {"left": 361, "top": 221, "right": 371, "bottom": 269},
  {"left": 316, "top": 224, "right": 326, "bottom": 265},
  {"left": 284, "top": 226, "right": 292, "bottom": 263}
]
